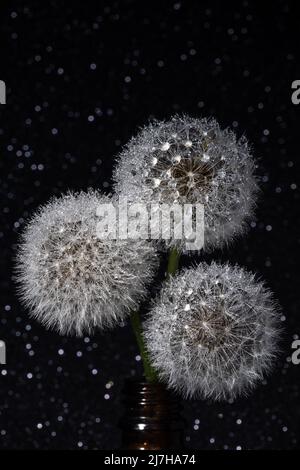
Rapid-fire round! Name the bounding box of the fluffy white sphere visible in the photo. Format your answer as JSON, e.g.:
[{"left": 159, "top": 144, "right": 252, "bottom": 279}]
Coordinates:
[
  {"left": 16, "top": 191, "right": 158, "bottom": 336},
  {"left": 113, "top": 115, "right": 259, "bottom": 252},
  {"left": 144, "top": 262, "right": 280, "bottom": 401}
]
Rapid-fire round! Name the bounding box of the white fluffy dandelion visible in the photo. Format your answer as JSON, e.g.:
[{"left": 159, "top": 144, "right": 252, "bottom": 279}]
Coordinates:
[
  {"left": 144, "top": 262, "right": 280, "bottom": 401},
  {"left": 113, "top": 115, "right": 259, "bottom": 252},
  {"left": 16, "top": 191, "right": 158, "bottom": 336}
]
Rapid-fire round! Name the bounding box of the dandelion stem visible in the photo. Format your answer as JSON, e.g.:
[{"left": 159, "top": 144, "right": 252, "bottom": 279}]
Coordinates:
[
  {"left": 130, "top": 248, "right": 180, "bottom": 383},
  {"left": 167, "top": 247, "right": 180, "bottom": 277},
  {"left": 130, "top": 310, "right": 158, "bottom": 383}
]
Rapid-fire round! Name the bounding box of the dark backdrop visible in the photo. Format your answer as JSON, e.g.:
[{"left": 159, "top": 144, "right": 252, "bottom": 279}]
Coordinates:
[{"left": 0, "top": 0, "right": 299, "bottom": 450}]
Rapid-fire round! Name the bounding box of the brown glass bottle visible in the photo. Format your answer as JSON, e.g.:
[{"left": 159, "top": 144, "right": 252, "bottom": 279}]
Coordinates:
[{"left": 120, "top": 379, "right": 184, "bottom": 450}]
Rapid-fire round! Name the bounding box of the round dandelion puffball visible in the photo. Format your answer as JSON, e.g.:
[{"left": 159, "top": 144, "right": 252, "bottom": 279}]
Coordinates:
[
  {"left": 113, "top": 115, "right": 259, "bottom": 252},
  {"left": 144, "top": 262, "right": 280, "bottom": 401},
  {"left": 16, "top": 191, "right": 159, "bottom": 336}
]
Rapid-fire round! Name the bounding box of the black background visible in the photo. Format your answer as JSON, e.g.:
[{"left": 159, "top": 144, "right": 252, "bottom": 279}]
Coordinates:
[{"left": 0, "top": 0, "right": 299, "bottom": 450}]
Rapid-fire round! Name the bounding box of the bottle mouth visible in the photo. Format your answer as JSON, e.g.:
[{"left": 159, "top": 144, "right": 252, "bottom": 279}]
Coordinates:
[
  {"left": 121, "top": 378, "right": 183, "bottom": 415},
  {"left": 122, "top": 377, "right": 174, "bottom": 397}
]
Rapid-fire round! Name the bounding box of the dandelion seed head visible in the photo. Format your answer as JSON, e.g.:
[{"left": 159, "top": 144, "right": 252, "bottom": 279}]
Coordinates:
[
  {"left": 113, "top": 115, "right": 259, "bottom": 252},
  {"left": 144, "top": 262, "right": 281, "bottom": 401},
  {"left": 16, "top": 191, "right": 158, "bottom": 336}
]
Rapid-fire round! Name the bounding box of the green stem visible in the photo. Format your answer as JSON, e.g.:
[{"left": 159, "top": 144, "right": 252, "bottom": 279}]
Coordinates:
[
  {"left": 130, "top": 310, "right": 158, "bottom": 383},
  {"left": 129, "top": 248, "right": 181, "bottom": 383},
  {"left": 167, "top": 247, "right": 180, "bottom": 277}
]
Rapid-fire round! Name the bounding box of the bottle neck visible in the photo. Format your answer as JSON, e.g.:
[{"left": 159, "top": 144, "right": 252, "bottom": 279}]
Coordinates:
[{"left": 120, "top": 379, "right": 184, "bottom": 450}]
